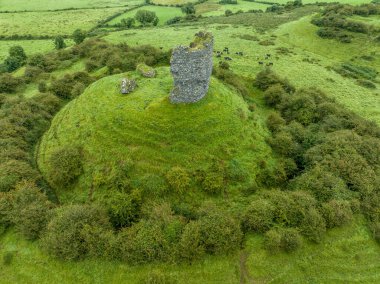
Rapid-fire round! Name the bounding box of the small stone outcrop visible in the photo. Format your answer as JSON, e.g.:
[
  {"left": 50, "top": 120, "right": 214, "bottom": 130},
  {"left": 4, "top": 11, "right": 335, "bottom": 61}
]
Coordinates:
[
  {"left": 137, "top": 63, "right": 156, "bottom": 78},
  {"left": 120, "top": 78, "right": 137, "bottom": 94},
  {"left": 170, "top": 31, "right": 214, "bottom": 104}
]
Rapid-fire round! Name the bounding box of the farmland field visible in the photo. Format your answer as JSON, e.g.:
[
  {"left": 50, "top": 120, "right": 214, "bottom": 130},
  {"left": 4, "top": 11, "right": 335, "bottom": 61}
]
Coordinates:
[
  {"left": 0, "top": 8, "right": 125, "bottom": 36},
  {"left": 0, "top": 0, "right": 143, "bottom": 11},
  {"left": 197, "top": 0, "right": 271, "bottom": 17},
  {"left": 108, "top": 6, "right": 183, "bottom": 26}
]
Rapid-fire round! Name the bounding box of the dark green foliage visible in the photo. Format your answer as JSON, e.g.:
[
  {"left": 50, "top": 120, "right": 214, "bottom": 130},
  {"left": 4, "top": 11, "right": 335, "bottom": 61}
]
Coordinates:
[
  {"left": 0, "top": 160, "right": 39, "bottom": 192},
  {"left": 321, "top": 200, "right": 353, "bottom": 228},
  {"left": 220, "top": 0, "right": 237, "bottom": 3},
  {"left": 335, "top": 62, "right": 377, "bottom": 81},
  {"left": 116, "top": 207, "right": 184, "bottom": 264},
  {"left": 10, "top": 181, "right": 53, "bottom": 240},
  {"left": 0, "top": 192, "right": 13, "bottom": 231},
  {"left": 47, "top": 145, "right": 83, "bottom": 188},
  {"left": 42, "top": 204, "right": 112, "bottom": 260},
  {"left": 265, "top": 227, "right": 302, "bottom": 253},
  {"left": 0, "top": 73, "right": 22, "bottom": 93},
  {"left": 121, "top": 17, "right": 136, "bottom": 28},
  {"left": 299, "top": 208, "right": 326, "bottom": 243},
  {"left": 196, "top": 207, "right": 243, "bottom": 255},
  {"left": 254, "top": 68, "right": 294, "bottom": 93},
  {"left": 166, "top": 16, "right": 182, "bottom": 25},
  {"left": 292, "top": 165, "right": 349, "bottom": 202},
  {"left": 177, "top": 221, "right": 205, "bottom": 262},
  {"left": 4, "top": 46, "right": 27, "bottom": 72},
  {"left": 166, "top": 167, "right": 191, "bottom": 193},
  {"left": 50, "top": 71, "right": 94, "bottom": 99},
  {"left": 181, "top": 3, "right": 196, "bottom": 15},
  {"left": 2, "top": 251, "right": 14, "bottom": 265},
  {"left": 266, "top": 112, "right": 286, "bottom": 132},
  {"left": 72, "top": 29, "right": 86, "bottom": 45},
  {"left": 225, "top": 9, "right": 233, "bottom": 16},
  {"left": 263, "top": 84, "right": 286, "bottom": 107},
  {"left": 102, "top": 189, "right": 142, "bottom": 228},
  {"left": 201, "top": 171, "right": 225, "bottom": 194},
  {"left": 135, "top": 10, "right": 159, "bottom": 26},
  {"left": 54, "top": 36, "right": 66, "bottom": 50},
  {"left": 242, "top": 199, "right": 275, "bottom": 233}
]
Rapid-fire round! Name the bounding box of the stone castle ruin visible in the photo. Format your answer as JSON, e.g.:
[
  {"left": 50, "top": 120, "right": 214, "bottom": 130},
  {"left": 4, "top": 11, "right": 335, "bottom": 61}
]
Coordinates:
[{"left": 170, "top": 31, "right": 214, "bottom": 104}]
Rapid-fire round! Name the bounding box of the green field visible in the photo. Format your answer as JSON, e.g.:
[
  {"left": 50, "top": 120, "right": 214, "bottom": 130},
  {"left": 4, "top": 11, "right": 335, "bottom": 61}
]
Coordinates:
[
  {"left": 1, "top": 216, "right": 379, "bottom": 283},
  {"left": 0, "top": 8, "right": 124, "bottom": 37},
  {"left": 0, "top": 0, "right": 143, "bottom": 11},
  {"left": 108, "top": 6, "right": 183, "bottom": 26},
  {"left": 0, "top": 39, "right": 61, "bottom": 61},
  {"left": 151, "top": 0, "right": 198, "bottom": 5},
  {"left": 197, "top": 0, "right": 271, "bottom": 17}
]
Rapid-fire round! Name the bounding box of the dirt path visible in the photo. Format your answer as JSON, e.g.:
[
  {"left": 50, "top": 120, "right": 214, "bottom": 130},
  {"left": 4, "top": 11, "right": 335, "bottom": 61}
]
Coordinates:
[{"left": 239, "top": 251, "right": 255, "bottom": 284}]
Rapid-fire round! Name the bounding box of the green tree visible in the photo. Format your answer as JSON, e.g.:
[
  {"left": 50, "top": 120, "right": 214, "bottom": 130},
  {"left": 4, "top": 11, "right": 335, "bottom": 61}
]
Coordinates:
[
  {"left": 135, "top": 10, "right": 158, "bottom": 26},
  {"left": 181, "top": 3, "right": 196, "bottom": 15},
  {"left": 4, "top": 46, "right": 27, "bottom": 72},
  {"left": 72, "top": 29, "right": 86, "bottom": 45},
  {"left": 225, "top": 9, "right": 233, "bottom": 16},
  {"left": 121, "top": 17, "right": 135, "bottom": 28},
  {"left": 10, "top": 181, "right": 53, "bottom": 240},
  {"left": 9, "top": 46, "right": 27, "bottom": 61},
  {"left": 54, "top": 36, "right": 66, "bottom": 50}
]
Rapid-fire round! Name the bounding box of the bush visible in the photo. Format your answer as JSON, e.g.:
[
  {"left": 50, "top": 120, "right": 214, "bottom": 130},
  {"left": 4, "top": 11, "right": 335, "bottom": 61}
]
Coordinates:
[
  {"left": 101, "top": 189, "right": 142, "bottom": 228},
  {"left": 201, "top": 171, "right": 224, "bottom": 194},
  {"left": 0, "top": 159, "right": 39, "bottom": 192},
  {"left": 265, "top": 227, "right": 302, "bottom": 253},
  {"left": 0, "top": 73, "right": 22, "bottom": 93},
  {"left": 321, "top": 200, "right": 353, "bottom": 228},
  {"left": 177, "top": 221, "right": 205, "bottom": 262},
  {"left": 242, "top": 199, "right": 275, "bottom": 233},
  {"left": 300, "top": 208, "right": 326, "bottom": 243},
  {"left": 166, "top": 167, "right": 191, "bottom": 193},
  {"left": 0, "top": 192, "right": 13, "bottom": 231},
  {"left": 47, "top": 145, "right": 83, "bottom": 188},
  {"left": 42, "top": 204, "right": 112, "bottom": 260},
  {"left": 264, "top": 84, "right": 287, "bottom": 107},
  {"left": 254, "top": 68, "right": 294, "bottom": 93},
  {"left": 266, "top": 112, "right": 286, "bottom": 133},
  {"left": 10, "top": 181, "right": 53, "bottom": 240},
  {"left": 197, "top": 209, "right": 242, "bottom": 255}
]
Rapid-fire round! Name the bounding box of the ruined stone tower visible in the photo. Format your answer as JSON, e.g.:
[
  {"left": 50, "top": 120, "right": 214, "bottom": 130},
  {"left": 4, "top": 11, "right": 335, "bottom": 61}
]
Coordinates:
[{"left": 170, "top": 31, "right": 214, "bottom": 104}]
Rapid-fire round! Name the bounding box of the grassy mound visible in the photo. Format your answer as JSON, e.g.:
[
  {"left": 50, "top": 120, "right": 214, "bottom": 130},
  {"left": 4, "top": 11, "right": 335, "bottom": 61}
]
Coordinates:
[{"left": 38, "top": 67, "right": 269, "bottom": 199}]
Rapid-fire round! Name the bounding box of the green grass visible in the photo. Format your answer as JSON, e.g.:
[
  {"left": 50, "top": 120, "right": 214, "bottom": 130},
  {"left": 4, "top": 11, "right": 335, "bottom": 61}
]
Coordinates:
[
  {"left": 0, "top": 0, "right": 143, "bottom": 11},
  {"left": 37, "top": 66, "right": 272, "bottom": 200},
  {"left": 151, "top": 0, "right": 199, "bottom": 5},
  {"left": 273, "top": 0, "right": 372, "bottom": 4},
  {"left": 274, "top": 15, "right": 380, "bottom": 124},
  {"left": 108, "top": 6, "right": 183, "bottom": 26},
  {"left": 197, "top": 0, "right": 271, "bottom": 17},
  {"left": 246, "top": 216, "right": 380, "bottom": 283},
  {"left": 1, "top": 216, "right": 379, "bottom": 283},
  {"left": 0, "top": 8, "right": 124, "bottom": 37},
  {"left": 0, "top": 39, "right": 61, "bottom": 61}
]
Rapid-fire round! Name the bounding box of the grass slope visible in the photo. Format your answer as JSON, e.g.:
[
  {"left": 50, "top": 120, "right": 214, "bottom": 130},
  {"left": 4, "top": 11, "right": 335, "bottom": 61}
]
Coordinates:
[{"left": 38, "top": 67, "right": 271, "bottom": 199}]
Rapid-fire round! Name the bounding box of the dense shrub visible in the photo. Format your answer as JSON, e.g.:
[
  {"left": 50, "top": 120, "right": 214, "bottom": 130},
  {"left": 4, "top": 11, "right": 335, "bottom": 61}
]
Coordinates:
[
  {"left": 299, "top": 207, "right": 326, "bottom": 243},
  {"left": 197, "top": 209, "right": 243, "bottom": 255},
  {"left": 0, "top": 159, "right": 39, "bottom": 192},
  {"left": 321, "top": 200, "right": 353, "bottom": 228},
  {"left": 101, "top": 189, "right": 142, "bottom": 228},
  {"left": 47, "top": 145, "right": 83, "bottom": 188},
  {"left": 166, "top": 167, "right": 191, "bottom": 193},
  {"left": 0, "top": 192, "right": 13, "bottom": 231},
  {"left": 265, "top": 227, "right": 302, "bottom": 253},
  {"left": 42, "top": 204, "right": 112, "bottom": 260},
  {"left": 263, "top": 84, "right": 287, "bottom": 107},
  {"left": 254, "top": 68, "right": 294, "bottom": 93},
  {"left": 176, "top": 221, "right": 205, "bottom": 262},
  {"left": 201, "top": 171, "right": 224, "bottom": 194},
  {"left": 0, "top": 74, "right": 23, "bottom": 93},
  {"left": 242, "top": 199, "right": 275, "bottom": 233},
  {"left": 10, "top": 181, "right": 53, "bottom": 240}
]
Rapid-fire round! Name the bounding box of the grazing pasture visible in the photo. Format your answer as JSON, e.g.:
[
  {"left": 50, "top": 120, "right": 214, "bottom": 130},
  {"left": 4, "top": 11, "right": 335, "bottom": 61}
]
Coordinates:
[
  {"left": 108, "top": 6, "right": 183, "bottom": 26},
  {"left": 0, "top": 39, "right": 57, "bottom": 61},
  {"left": 150, "top": 0, "right": 199, "bottom": 5},
  {"left": 197, "top": 0, "right": 271, "bottom": 17},
  {"left": 0, "top": 0, "right": 143, "bottom": 11},
  {"left": 0, "top": 8, "right": 124, "bottom": 37}
]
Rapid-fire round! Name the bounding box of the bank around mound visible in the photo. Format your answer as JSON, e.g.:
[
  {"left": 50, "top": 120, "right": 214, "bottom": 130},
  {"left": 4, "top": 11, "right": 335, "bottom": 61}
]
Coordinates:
[{"left": 38, "top": 67, "right": 271, "bottom": 200}]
